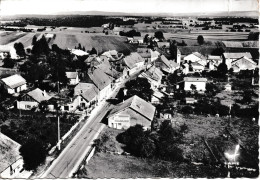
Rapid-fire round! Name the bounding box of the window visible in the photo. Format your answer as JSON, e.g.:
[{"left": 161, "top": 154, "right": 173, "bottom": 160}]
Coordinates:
[
  {"left": 64, "top": 106, "right": 69, "bottom": 110},
  {"left": 25, "top": 105, "right": 31, "bottom": 109},
  {"left": 118, "top": 123, "right": 121, "bottom": 125}
]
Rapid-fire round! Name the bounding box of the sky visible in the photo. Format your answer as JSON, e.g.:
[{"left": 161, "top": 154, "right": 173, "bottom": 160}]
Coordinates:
[{"left": 0, "top": 0, "right": 259, "bottom": 16}]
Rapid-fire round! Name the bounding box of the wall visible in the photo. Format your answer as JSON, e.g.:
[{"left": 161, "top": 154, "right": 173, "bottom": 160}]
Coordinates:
[
  {"left": 17, "top": 101, "right": 38, "bottom": 110},
  {"left": 184, "top": 81, "right": 206, "bottom": 91}
]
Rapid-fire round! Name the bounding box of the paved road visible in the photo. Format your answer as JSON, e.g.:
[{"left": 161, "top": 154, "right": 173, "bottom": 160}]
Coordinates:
[{"left": 41, "top": 68, "right": 144, "bottom": 178}]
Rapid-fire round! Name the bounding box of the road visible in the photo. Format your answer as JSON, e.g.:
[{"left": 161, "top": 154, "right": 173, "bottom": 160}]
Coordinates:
[{"left": 41, "top": 68, "right": 144, "bottom": 178}]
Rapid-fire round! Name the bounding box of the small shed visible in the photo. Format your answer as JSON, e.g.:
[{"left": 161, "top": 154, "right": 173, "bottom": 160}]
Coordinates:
[{"left": 185, "top": 97, "right": 196, "bottom": 104}]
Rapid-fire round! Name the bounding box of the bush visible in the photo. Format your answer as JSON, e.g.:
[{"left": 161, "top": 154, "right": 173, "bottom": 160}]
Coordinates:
[
  {"left": 19, "top": 139, "right": 46, "bottom": 170},
  {"left": 181, "top": 106, "right": 193, "bottom": 114}
]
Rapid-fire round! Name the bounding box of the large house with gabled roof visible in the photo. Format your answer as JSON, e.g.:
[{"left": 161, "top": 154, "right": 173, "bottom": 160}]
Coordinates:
[
  {"left": 107, "top": 95, "right": 156, "bottom": 129},
  {"left": 17, "top": 88, "right": 52, "bottom": 110}
]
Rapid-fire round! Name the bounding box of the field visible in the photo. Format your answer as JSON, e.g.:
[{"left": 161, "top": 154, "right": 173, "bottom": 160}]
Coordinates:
[
  {"left": 0, "top": 31, "right": 27, "bottom": 45},
  {"left": 0, "top": 30, "right": 137, "bottom": 54}
]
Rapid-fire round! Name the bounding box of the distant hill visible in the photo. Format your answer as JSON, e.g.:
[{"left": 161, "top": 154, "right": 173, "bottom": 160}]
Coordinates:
[{"left": 1, "top": 10, "right": 258, "bottom": 19}]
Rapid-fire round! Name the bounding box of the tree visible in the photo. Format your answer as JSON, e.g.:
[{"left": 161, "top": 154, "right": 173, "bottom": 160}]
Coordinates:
[
  {"left": 143, "top": 34, "right": 149, "bottom": 44},
  {"left": 3, "top": 55, "right": 15, "bottom": 68},
  {"left": 190, "top": 84, "right": 197, "bottom": 91},
  {"left": 169, "top": 40, "right": 177, "bottom": 59},
  {"left": 125, "top": 77, "right": 153, "bottom": 102},
  {"left": 90, "top": 47, "right": 97, "bottom": 55},
  {"left": 242, "top": 90, "right": 253, "bottom": 104},
  {"left": 154, "top": 31, "right": 164, "bottom": 40},
  {"left": 78, "top": 43, "right": 82, "bottom": 50},
  {"left": 32, "top": 36, "right": 49, "bottom": 55},
  {"left": 32, "top": 35, "right": 37, "bottom": 45},
  {"left": 248, "top": 32, "right": 259, "bottom": 40},
  {"left": 19, "top": 139, "right": 46, "bottom": 170},
  {"left": 14, "top": 42, "right": 25, "bottom": 57},
  {"left": 217, "top": 63, "right": 228, "bottom": 77},
  {"left": 197, "top": 35, "right": 204, "bottom": 45}
]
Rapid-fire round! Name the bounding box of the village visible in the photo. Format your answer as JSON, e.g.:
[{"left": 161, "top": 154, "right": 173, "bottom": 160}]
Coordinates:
[{"left": 0, "top": 14, "right": 259, "bottom": 178}]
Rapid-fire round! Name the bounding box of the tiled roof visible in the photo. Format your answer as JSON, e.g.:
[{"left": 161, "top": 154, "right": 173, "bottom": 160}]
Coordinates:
[
  {"left": 75, "top": 83, "right": 99, "bottom": 101},
  {"left": 27, "top": 88, "right": 52, "bottom": 103},
  {"left": 0, "top": 133, "right": 21, "bottom": 173},
  {"left": 96, "top": 61, "right": 121, "bottom": 79},
  {"left": 108, "top": 95, "right": 155, "bottom": 121},
  {"left": 1, "top": 74, "right": 26, "bottom": 89},
  {"left": 207, "top": 55, "right": 222, "bottom": 60},
  {"left": 66, "top": 72, "right": 78, "bottom": 79},
  {"left": 223, "top": 52, "right": 252, "bottom": 59},
  {"left": 192, "top": 52, "right": 206, "bottom": 59},
  {"left": 160, "top": 55, "right": 171, "bottom": 68},
  {"left": 184, "top": 77, "right": 207, "bottom": 82},
  {"left": 88, "top": 68, "right": 113, "bottom": 90},
  {"left": 143, "top": 66, "right": 163, "bottom": 82},
  {"left": 124, "top": 52, "right": 145, "bottom": 69}
]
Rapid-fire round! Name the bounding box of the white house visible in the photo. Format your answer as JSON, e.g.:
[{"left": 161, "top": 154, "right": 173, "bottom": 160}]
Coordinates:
[
  {"left": 184, "top": 52, "right": 206, "bottom": 63},
  {"left": 107, "top": 95, "right": 156, "bottom": 129},
  {"left": 185, "top": 97, "right": 197, "bottom": 104},
  {"left": 184, "top": 77, "right": 207, "bottom": 91},
  {"left": 0, "top": 45, "right": 19, "bottom": 59},
  {"left": 151, "top": 90, "right": 165, "bottom": 104},
  {"left": 191, "top": 62, "right": 205, "bottom": 73},
  {"left": 17, "top": 88, "right": 52, "bottom": 110},
  {"left": 124, "top": 52, "right": 145, "bottom": 75},
  {"left": 70, "top": 49, "right": 89, "bottom": 56},
  {"left": 66, "top": 72, "right": 79, "bottom": 85},
  {"left": 1, "top": 74, "right": 27, "bottom": 94},
  {"left": 230, "top": 56, "right": 257, "bottom": 72},
  {"left": 222, "top": 52, "right": 253, "bottom": 69},
  {"left": 133, "top": 36, "right": 144, "bottom": 44}
]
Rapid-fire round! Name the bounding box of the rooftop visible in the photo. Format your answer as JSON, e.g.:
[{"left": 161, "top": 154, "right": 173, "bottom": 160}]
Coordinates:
[
  {"left": 184, "top": 77, "right": 207, "bottom": 82},
  {"left": 88, "top": 68, "right": 113, "bottom": 90},
  {"left": 74, "top": 83, "right": 99, "bottom": 101},
  {"left": 1, "top": 74, "right": 26, "bottom": 89},
  {"left": 223, "top": 52, "right": 252, "bottom": 59},
  {"left": 27, "top": 88, "right": 52, "bottom": 103},
  {"left": 0, "top": 133, "right": 21, "bottom": 173},
  {"left": 124, "top": 52, "right": 145, "bottom": 69},
  {"left": 108, "top": 95, "right": 156, "bottom": 121},
  {"left": 66, "top": 72, "right": 78, "bottom": 79}
]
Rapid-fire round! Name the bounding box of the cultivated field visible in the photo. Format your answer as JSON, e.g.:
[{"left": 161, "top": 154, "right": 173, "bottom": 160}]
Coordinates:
[
  {"left": 0, "top": 30, "right": 137, "bottom": 54},
  {"left": 51, "top": 33, "right": 137, "bottom": 54},
  {"left": 0, "top": 31, "right": 27, "bottom": 45}
]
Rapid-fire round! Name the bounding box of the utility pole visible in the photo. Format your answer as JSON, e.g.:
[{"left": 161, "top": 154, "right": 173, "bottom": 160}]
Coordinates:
[{"left": 57, "top": 114, "right": 61, "bottom": 151}]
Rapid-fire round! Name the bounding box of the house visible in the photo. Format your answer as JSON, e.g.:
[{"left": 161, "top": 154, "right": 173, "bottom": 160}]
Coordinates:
[
  {"left": 0, "top": 133, "right": 22, "bottom": 177},
  {"left": 137, "top": 48, "right": 160, "bottom": 64},
  {"left": 184, "top": 52, "right": 206, "bottom": 63},
  {"left": 66, "top": 72, "right": 79, "bottom": 85},
  {"left": 222, "top": 52, "right": 252, "bottom": 69},
  {"left": 107, "top": 95, "right": 156, "bottom": 129},
  {"left": 0, "top": 45, "right": 19, "bottom": 59},
  {"left": 155, "top": 55, "right": 179, "bottom": 74},
  {"left": 230, "top": 56, "right": 257, "bottom": 72},
  {"left": 88, "top": 68, "right": 113, "bottom": 102},
  {"left": 71, "top": 49, "right": 89, "bottom": 56},
  {"left": 1, "top": 74, "right": 27, "bottom": 94},
  {"left": 181, "top": 63, "right": 190, "bottom": 75},
  {"left": 184, "top": 77, "right": 207, "bottom": 91},
  {"left": 157, "top": 42, "right": 170, "bottom": 49},
  {"left": 95, "top": 60, "right": 122, "bottom": 80},
  {"left": 191, "top": 62, "right": 205, "bottom": 73},
  {"left": 17, "top": 88, "right": 52, "bottom": 110},
  {"left": 123, "top": 52, "right": 145, "bottom": 75},
  {"left": 84, "top": 55, "right": 101, "bottom": 67},
  {"left": 133, "top": 36, "right": 143, "bottom": 44},
  {"left": 151, "top": 90, "right": 165, "bottom": 104},
  {"left": 185, "top": 97, "right": 197, "bottom": 104},
  {"left": 207, "top": 55, "right": 222, "bottom": 70},
  {"left": 140, "top": 65, "right": 163, "bottom": 89}
]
